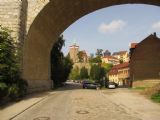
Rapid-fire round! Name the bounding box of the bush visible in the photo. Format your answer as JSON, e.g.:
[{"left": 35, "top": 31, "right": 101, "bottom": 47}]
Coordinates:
[
  {"left": 0, "top": 82, "right": 8, "bottom": 99},
  {"left": 8, "top": 79, "right": 28, "bottom": 100},
  {"left": 0, "top": 25, "right": 28, "bottom": 101},
  {"left": 143, "top": 83, "right": 160, "bottom": 103},
  {"left": 16, "top": 79, "right": 28, "bottom": 97},
  {"left": 151, "top": 93, "right": 160, "bottom": 103},
  {"left": 8, "top": 84, "right": 19, "bottom": 100}
]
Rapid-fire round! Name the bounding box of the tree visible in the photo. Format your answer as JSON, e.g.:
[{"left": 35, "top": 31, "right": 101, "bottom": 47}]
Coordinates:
[
  {"left": 77, "top": 51, "right": 84, "bottom": 62},
  {"left": 61, "top": 56, "right": 73, "bottom": 82},
  {"left": 89, "top": 56, "right": 102, "bottom": 63},
  {"left": 0, "top": 25, "right": 28, "bottom": 100},
  {"left": 96, "top": 49, "right": 103, "bottom": 57},
  {"left": 102, "top": 63, "right": 113, "bottom": 73},
  {"left": 0, "top": 25, "right": 16, "bottom": 84},
  {"left": 80, "top": 67, "right": 88, "bottom": 79},
  {"left": 51, "top": 35, "right": 73, "bottom": 87},
  {"left": 119, "top": 59, "right": 124, "bottom": 64},
  {"left": 69, "top": 66, "right": 80, "bottom": 80},
  {"left": 90, "top": 64, "right": 100, "bottom": 81},
  {"left": 90, "top": 64, "right": 106, "bottom": 83}
]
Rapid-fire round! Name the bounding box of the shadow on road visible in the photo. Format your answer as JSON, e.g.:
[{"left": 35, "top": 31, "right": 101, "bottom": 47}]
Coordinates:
[{"left": 54, "top": 82, "right": 83, "bottom": 91}]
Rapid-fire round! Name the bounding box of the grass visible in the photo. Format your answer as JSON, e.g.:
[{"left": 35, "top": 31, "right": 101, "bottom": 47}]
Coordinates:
[
  {"left": 129, "top": 87, "right": 147, "bottom": 91},
  {"left": 140, "top": 83, "right": 160, "bottom": 103},
  {"left": 151, "top": 93, "right": 160, "bottom": 103}
]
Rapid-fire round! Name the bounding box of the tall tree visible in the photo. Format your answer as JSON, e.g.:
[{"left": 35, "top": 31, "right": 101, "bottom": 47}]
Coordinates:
[
  {"left": 80, "top": 67, "right": 88, "bottom": 79},
  {"left": 51, "top": 35, "right": 73, "bottom": 87},
  {"left": 90, "top": 64, "right": 106, "bottom": 82}
]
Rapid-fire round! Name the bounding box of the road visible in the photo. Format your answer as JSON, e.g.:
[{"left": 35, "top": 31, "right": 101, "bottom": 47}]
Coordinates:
[{"left": 10, "top": 82, "right": 160, "bottom": 120}]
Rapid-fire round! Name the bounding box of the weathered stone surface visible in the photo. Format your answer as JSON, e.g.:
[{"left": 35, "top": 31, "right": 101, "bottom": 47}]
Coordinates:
[
  {"left": 0, "top": 0, "right": 21, "bottom": 42},
  {"left": 133, "top": 79, "right": 160, "bottom": 88},
  {"left": 1, "top": 0, "right": 160, "bottom": 92}
]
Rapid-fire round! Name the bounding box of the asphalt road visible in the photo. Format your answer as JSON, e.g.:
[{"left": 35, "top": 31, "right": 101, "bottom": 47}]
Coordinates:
[{"left": 12, "top": 82, "right": 160, "bottom": 120}]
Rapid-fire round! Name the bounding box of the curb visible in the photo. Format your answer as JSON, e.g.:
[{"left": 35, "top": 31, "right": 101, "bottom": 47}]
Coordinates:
[{"left": 9, "top": 93, "right": 52, "bottom": 120}]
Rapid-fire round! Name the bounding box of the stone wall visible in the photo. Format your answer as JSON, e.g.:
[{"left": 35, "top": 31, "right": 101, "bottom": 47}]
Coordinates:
[
  {"left": 73, "top": 63, "right": 91, "bottom": 73},
  {"left": 0, "top": 0, "right": 49, "bottom": 43},
  {"left": 133, "top": 79, "right": 160, "bottom": 88},
  {"left": 0, "top": 0, "right": 21, "bottom": 42},
  {"left": 27, "top": 0, "right": 49, "bottom": 32},
  {"left": 27, "top": 79, "right": 52, "bottom": 93}
]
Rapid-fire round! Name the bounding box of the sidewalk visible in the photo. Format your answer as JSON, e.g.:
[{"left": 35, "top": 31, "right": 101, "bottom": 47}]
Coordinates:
[{"left": 0, "top": 91, "right": 55, "bottom": 120}]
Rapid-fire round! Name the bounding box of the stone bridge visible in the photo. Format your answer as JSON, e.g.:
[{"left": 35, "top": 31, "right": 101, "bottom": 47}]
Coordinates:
[{"left": 0, "top": 0, "right": 160, "bottom": 92}]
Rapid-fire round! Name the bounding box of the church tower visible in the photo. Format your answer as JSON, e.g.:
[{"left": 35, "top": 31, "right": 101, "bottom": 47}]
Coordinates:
[{"left": 69, "top": 42, "right": 79, "bottom": 63}]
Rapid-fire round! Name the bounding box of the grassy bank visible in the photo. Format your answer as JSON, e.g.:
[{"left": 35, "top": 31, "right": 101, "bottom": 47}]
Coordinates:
[
  {"left": 151, "top": 93, "right": 160, "bottom": 103},
  {"left": 143, "top": 83, "right": 160, "bottom": 103}
]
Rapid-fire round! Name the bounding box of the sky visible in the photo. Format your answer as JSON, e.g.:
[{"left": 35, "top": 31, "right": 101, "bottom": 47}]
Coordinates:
[{"left": 62, "top": 4, "right": 160, "bottom": 56}]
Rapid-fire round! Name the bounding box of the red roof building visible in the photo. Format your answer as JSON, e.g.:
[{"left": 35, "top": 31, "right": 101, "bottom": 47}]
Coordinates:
[{"left": 108, "top": 62, "right": 130, "bottom": 86}]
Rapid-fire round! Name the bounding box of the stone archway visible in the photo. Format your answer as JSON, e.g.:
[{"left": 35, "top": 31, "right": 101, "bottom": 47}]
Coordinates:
[{"left": 22, "top": 0, "right": 160, "bottom": 92}]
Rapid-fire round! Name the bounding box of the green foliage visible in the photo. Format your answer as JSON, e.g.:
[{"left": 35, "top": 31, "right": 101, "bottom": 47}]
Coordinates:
[
  {"left": 96, "top": 49, "right": 103, "bottom": 57},
  {"left": 69, "top": 66, "right": 80, "bottom": 80},
  {"left": 90, "top": 64, "right": 106, "bottom": 82},
  {"left": 8, "top": 84, "right": 19, "bottom": 100},
  {"left": 102, "top": 63, "right": 113, "bottom": 73},
  {"left": 0, "top": 82, "right": 8, "bottom": 99},
  {"left": 16, "top": 78, "right": 28, "bottom": 97},
  {"left": 0, "top": 25, "right": 28, "bottom": 101},
  {"left": 119, "top": 59, "right": 124, "bottom": 64},
  {"left": 51, "top": 35, "right": 73, "bottom": 87},
  {"left": 151, "top": 93, "right": 160, "bottom": 103},
  {"left": 80, "top": 67, "right": 88, "bottom": 79},
  {"left": 60, "top": 56, "right": 73, "bottom": 83},
  {"left": 0, "top": 25, "right": 16, "bottom": 84},
  {"left": 89, "top": 56, "right": 102, "bottom": 63}
]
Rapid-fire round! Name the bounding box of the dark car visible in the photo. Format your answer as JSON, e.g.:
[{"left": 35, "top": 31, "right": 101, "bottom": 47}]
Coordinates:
[{"left": 82, "top": 81, "right": 100, "bottom": 89}]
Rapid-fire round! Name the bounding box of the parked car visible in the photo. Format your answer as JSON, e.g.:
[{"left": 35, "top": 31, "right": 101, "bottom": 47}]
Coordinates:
[
  {"left": 82, "top": 81, "right": 100, "bottom": 89},
  {"left": 108, "top": 82, "right": 116, "bottom": 89}
]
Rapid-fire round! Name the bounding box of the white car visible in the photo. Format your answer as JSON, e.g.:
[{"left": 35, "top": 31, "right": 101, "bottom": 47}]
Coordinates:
[{"left": 108, "top": 82, "right": 116, "bottom": 89}]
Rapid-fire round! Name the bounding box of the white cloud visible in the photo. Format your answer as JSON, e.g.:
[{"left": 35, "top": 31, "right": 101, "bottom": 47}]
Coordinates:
[
  {"left": 98, "top": 20, "right": 126, "bottom": 34},
  {"left": 152, "top": 21, "right": 160, "bottom": 30}
]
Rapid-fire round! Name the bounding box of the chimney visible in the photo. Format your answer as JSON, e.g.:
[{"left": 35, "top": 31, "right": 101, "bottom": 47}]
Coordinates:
[{"left": 153, "top": 32, "right": 156, "bottom": 37}]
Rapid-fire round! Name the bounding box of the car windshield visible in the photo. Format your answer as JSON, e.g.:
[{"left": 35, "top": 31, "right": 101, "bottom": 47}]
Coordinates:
[{"left": 109, "top": 82, "right": 115, "bottom": 85}]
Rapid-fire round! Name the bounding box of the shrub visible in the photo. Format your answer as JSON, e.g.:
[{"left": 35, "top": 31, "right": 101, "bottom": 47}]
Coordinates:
[
  {"left": 151, "top": 93, "right": 160, "bottom": 103},
  {"left": 17, "top": 79, "right": 28, "bottom": 97},
  {"left": 8, "top": 84, "right": 19, "bottom": 100},
  {"left": 0, "top": 82, "right": 8, "bottom": 99},
  {"left": 8, "top": 79, "right": 28, "bottom": 100},
  {"left": 143, "top": 83, "right": 160, "bottom": 103}
]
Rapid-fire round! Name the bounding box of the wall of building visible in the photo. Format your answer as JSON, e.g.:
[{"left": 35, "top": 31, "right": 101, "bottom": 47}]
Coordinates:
[{"left": 130, "top": 35, "right": 160, "bottom": 82}]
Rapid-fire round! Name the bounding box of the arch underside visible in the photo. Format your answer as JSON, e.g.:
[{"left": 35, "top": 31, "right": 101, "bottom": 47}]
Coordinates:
[{"left": 22, "top": 0, "right": 160, "bottom": 92}]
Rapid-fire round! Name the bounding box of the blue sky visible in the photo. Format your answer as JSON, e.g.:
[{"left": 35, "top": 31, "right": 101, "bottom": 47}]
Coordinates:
[{"left": 62, "top": 4, "right": 160, "bottom": 55}]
